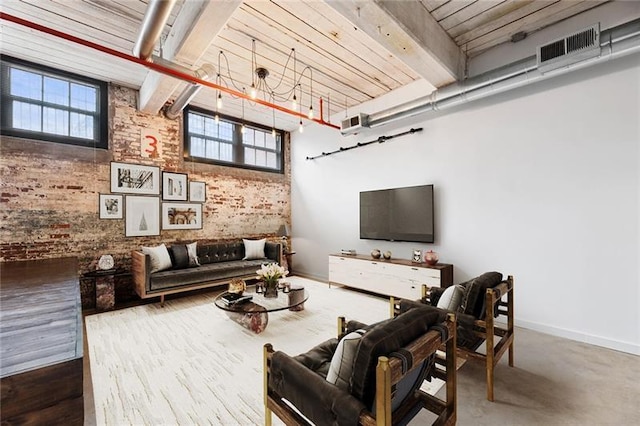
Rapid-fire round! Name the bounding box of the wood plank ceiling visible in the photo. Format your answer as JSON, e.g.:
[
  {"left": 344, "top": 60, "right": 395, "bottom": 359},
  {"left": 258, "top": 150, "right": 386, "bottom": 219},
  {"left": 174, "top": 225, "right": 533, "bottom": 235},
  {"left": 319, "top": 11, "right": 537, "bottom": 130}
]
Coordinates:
[{"left": 1, "top": 0, "right": 609, "bottom": 131}]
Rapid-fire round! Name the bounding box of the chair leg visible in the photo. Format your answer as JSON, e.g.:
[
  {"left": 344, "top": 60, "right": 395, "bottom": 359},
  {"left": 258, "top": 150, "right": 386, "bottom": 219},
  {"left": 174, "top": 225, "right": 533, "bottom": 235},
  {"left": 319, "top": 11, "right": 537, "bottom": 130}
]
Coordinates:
[
  {"left": 508, "top": 275, "right": 515, "bottom": 367},
  {"left": 264, "top": 344, "right": 273, "bottom": 426},
  {"left": 485, "top": 290, "right": 495, "bottom": 402}
]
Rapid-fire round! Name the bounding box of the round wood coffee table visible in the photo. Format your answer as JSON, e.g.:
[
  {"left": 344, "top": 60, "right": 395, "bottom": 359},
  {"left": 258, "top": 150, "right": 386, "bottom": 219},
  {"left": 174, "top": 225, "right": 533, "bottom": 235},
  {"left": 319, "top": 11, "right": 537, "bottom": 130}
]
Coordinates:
[{"left": 214, "top": 284, "right": 308, "bottom": 334}]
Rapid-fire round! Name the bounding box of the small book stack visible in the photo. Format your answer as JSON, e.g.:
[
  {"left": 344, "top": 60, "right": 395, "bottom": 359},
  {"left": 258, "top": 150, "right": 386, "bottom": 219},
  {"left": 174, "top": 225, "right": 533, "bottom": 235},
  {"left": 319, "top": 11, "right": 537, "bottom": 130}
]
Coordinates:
[
  {"left": 340, "top": 249, "right": 356, "bottom": 256},
  {"left": 221, "top": 293, "right": 253, "bottom": 306}
]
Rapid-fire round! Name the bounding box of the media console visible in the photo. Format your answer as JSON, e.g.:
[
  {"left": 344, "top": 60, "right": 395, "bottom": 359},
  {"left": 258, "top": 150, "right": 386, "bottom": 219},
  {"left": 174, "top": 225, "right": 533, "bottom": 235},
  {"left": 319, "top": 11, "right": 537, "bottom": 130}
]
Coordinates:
[{"left": 328, "top": 254, "right": 453, "bottom": 300}]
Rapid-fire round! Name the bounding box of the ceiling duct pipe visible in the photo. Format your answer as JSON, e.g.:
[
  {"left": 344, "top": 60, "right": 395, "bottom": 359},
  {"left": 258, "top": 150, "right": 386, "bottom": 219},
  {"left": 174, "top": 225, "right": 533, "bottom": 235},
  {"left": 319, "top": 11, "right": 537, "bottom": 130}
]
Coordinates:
[
  {"left": 165, "top": 63, "right": 216, "bottom": 120},
  {"left": 132, "top": 0, "right": 177, "bottom": 60},
  {"left": 367, "top": 18, "right": 640, "bottom": 129}
]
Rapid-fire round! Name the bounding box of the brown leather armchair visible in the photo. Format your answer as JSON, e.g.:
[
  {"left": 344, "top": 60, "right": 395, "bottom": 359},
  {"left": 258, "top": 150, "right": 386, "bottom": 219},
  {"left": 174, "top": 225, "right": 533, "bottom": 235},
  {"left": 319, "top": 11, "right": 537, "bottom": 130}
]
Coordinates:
[
  {"left": 394, "top": 272, "right": 514, "bottom": 402},
  {"left": 264, "top": 305, "right": 458, "bottom": 425}
]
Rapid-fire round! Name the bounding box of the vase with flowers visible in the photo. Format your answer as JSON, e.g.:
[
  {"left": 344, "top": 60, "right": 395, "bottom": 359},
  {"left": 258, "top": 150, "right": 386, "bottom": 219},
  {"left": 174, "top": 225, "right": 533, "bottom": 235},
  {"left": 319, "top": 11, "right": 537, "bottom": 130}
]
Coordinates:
[{"left": 256, "top": 263, "right": 288, "bottom": 298}]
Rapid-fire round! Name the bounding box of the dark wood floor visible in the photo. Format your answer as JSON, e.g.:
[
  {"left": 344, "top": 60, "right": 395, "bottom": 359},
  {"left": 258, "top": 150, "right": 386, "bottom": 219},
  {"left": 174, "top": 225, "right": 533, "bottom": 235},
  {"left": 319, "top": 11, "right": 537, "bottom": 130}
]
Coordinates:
[{"left": 1, "top": 258, "right": 84, "bottom": 425}]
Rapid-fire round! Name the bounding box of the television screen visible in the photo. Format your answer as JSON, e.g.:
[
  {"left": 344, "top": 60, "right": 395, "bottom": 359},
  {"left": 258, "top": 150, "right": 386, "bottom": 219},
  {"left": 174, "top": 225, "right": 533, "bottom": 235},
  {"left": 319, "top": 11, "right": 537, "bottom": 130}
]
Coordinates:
[{"left": 360, "top": 184, "right": 434, "bottom": 243}]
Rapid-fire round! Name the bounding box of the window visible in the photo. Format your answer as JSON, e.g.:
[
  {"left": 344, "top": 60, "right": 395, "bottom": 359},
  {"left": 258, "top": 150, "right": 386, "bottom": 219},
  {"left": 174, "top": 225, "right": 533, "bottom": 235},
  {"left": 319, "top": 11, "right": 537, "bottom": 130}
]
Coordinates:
[
  {"left": 184, "top": 107, "right": 284, "bottom": 173},
  {"left": 1, "top": 56, "right": 108, "bottom": 149}
]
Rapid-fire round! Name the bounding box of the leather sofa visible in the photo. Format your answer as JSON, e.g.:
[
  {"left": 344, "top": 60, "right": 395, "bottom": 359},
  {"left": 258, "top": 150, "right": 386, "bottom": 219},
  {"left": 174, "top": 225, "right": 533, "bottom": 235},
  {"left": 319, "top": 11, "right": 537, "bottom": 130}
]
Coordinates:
[{"left": 132, "top": 240, "right": 281, "bottom": 305}]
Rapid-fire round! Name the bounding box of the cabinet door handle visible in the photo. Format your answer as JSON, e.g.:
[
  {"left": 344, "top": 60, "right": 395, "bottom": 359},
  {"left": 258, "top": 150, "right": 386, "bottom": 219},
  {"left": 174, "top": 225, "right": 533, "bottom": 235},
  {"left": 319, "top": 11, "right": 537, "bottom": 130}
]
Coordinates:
[
  {"left": 371, "top": 262, "right": 377, "bottom": 265},
  {"left": 411, "top": 267, "right": 419, "bottom": 271}
]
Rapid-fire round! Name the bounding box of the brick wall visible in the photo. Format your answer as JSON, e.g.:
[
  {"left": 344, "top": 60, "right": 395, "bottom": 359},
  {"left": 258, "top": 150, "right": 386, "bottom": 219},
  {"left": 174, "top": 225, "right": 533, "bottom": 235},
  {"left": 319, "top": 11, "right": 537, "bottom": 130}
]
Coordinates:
[{"left": 0, "top": 85, "right": 291, "bottom": 309}]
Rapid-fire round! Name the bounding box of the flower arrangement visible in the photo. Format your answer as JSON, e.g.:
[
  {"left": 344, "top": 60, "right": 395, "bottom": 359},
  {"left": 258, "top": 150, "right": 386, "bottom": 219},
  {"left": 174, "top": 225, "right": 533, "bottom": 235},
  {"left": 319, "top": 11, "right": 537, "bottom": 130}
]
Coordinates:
[{"left": 256, "top": 263, "right": 288, "bottom": 283}]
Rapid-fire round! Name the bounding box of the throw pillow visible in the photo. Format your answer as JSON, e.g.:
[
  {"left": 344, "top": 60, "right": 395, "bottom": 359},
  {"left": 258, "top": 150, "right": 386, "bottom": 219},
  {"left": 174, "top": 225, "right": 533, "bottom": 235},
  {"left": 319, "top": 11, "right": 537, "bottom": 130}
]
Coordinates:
[
  {"left": 436, "top": 284, "right": 465, "bottom": 312},
  {"left": 141, "top": 244, "right": 172, "bottom": 273},
  {"left": 168, "top": 244, "right": 190, "bottom": 270},
  {"left": 326, "top": 330, "right": 366, "bottom": 390},
  {"left": 186, "top": 242, "right": 200, "bottom": 266},
  {"left": 243, "top": 238, "right": 266, "bottom": 260}
]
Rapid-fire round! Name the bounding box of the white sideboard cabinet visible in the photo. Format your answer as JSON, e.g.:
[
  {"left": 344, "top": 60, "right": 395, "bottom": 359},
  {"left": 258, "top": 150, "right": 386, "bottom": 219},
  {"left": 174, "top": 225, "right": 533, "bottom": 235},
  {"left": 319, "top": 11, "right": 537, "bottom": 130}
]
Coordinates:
[{"left": 328, "top": 254, "right": 454, "bottom": 300}]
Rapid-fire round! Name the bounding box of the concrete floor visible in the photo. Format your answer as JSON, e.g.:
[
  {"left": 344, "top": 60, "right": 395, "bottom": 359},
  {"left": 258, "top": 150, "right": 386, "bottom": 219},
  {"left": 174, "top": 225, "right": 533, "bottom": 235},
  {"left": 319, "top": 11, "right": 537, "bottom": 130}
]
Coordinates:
[{"left": 84, "top": 325, "right": 639, "bottom": 425}]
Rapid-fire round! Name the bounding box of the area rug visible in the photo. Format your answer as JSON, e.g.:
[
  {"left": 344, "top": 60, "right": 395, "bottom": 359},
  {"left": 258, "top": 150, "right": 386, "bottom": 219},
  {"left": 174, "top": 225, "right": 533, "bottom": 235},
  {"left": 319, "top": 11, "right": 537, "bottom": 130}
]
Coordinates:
[{"left": 85, "top": 277, "right": 446, "bottom": 425}]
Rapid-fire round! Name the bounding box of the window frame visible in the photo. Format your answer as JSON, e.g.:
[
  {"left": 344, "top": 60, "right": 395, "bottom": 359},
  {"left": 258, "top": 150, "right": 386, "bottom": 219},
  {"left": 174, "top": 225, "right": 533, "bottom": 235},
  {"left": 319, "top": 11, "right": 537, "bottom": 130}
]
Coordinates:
[
  {"left": 0, "top": 55, "right": 108, "bottom": 149},
  {"left": 184, "top": 106, "right": 285, "bottom": 174}
]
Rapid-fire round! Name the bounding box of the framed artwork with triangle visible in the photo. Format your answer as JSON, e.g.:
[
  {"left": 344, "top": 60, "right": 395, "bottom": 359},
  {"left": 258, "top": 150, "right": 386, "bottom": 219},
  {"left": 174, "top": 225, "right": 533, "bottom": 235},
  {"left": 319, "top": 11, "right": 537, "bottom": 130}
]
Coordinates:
[{"left": 125, "top": 196, "right": 160, "bottom": 237}]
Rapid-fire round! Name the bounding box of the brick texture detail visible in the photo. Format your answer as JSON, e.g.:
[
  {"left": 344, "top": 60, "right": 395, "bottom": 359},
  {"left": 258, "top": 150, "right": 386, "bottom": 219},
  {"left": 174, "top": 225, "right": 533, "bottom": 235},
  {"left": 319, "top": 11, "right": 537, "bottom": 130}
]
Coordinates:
[{"left": 0, "top": 85, "right": 291, "bottom": 309}]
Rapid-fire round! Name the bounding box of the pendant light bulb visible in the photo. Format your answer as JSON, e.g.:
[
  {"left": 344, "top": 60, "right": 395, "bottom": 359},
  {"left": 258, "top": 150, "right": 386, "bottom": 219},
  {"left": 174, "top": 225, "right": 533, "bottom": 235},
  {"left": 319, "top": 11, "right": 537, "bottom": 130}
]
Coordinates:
[
  {"left": 299, "top": 120, "right": 304, "bottom": 133},
  {"left": 216, "top": 93, "right": 223, "bottom": 109},
  {"left": 271, "top": 128, "right": 276, "bottom": 138},
  {"left": 292, "top": 94, "right": 297, "bottom": 110},
  {"left": 241, "top": 123, "right": 246, "bottom": 134},
  {"left": 308, "top": 105, "right": 314, "bottom": 119},
  {"left": 250, "top": 84, "right": 257, "bottom": 99},
  {"left": 214, "top": 113, "right": 219, "bottom": 123}
]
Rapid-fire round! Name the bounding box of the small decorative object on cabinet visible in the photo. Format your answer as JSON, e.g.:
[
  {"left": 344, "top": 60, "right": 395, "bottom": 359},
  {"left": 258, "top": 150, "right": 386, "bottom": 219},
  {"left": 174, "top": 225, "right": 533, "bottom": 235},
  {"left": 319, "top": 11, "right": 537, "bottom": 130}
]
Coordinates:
[
  {"left": 412, "top": 249, "right": 422, "bottom": 262},
  {"left": 383, "top": 250, "right": 392, "bottom": 260},
  {"left": 424, "top": 250, "right": 439, "bottom": 266},
  {"left": 370, "top": 249, "right": 381, "bottom": 259}
]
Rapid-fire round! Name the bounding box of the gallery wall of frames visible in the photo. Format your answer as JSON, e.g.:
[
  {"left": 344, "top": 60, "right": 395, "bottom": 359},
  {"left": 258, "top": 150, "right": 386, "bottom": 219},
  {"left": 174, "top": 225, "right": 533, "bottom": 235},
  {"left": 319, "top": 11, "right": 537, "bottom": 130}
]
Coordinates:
[{"left": 101, "top": 162, "right": 206, "bottom": 236}]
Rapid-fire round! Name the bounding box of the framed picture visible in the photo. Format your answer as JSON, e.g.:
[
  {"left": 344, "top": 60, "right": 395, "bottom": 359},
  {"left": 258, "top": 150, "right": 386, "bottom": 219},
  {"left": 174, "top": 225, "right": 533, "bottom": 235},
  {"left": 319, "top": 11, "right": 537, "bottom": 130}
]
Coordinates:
[
  {"left": 412, "top": 249, "right": 422, "bottom": 263},
  {"left": 125, "top": 196, "right": 160, "bottom": 237},
  {"left": 162, "top": 172, "right": 188, "bottom": 201},
  {"left": 189, "top": 181, "right": 206, "bottom": 202},
  {"left": 162, "top": 202, "right": 203, "bottom": 230},
  {"left": 99, "top": 194, "right": 123, "bottom": 219},
  {"left": 111, "top": 162, "right": 160, "bottom": 195}
]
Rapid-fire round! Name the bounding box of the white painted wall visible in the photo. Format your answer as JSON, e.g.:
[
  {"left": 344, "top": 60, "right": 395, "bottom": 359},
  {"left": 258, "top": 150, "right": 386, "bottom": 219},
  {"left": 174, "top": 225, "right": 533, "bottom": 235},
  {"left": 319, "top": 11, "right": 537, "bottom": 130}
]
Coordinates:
[{"left": 290, "top": 52, "right": 640, "bottom": 354}]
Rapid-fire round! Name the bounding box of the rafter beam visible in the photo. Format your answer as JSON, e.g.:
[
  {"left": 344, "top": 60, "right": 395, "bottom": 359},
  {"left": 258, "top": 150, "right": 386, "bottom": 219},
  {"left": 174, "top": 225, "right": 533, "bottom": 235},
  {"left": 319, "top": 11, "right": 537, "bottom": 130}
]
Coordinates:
[
  {"left": 324, "top": 0, "right": 465, "bottom": 87},
  {"left": 138, "top": 0, "right": 241, "bottom": 114}
]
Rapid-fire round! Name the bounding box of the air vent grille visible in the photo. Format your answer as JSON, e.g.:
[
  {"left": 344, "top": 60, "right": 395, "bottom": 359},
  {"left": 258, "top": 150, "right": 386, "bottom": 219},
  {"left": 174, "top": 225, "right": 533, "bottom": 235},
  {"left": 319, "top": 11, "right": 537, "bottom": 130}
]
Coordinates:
[
  {"left": 537, "top": 24, "right": 600, "bottom": 73},
  {"left": 340, "top": 113, "right": 369, "bottom": 135}
]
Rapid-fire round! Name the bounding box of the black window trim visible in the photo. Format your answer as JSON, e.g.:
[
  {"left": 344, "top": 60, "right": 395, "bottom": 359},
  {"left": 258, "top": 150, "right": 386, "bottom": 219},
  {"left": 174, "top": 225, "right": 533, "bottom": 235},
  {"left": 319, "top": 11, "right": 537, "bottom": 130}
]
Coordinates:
[
  {"left": 184, "top": 105, "right": 285, "bottom": 174},
  {"left": 0, "top": 55, "right": 109, "bottom": 149}
]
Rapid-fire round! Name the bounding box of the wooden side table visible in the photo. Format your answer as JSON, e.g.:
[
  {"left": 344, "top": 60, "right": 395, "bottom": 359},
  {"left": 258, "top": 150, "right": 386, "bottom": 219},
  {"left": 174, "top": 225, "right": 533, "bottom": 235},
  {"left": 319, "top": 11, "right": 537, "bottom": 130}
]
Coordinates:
[
  {"left": 283, "top": 250, "right": 296, "bottom": 273},
  {"left": 83, "top": 269, "right": 130, "bottom": 311}
]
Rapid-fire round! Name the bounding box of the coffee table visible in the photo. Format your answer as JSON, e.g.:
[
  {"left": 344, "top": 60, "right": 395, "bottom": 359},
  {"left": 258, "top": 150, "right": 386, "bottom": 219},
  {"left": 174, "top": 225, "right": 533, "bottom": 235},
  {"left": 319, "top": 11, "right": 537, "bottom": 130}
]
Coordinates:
[{"left": 214, "top": 284, "right": 308, "bottom": 334}]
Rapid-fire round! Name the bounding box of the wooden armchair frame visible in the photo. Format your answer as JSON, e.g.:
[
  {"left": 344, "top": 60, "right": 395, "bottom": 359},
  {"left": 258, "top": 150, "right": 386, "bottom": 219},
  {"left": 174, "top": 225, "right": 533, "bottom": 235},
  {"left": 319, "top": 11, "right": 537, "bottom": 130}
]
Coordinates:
[
  {"left": 392, "top": 275, "right": 514, "bottom": 402},
  {"left": 264, "top": 313, "right": 458, "bottom": 426}
]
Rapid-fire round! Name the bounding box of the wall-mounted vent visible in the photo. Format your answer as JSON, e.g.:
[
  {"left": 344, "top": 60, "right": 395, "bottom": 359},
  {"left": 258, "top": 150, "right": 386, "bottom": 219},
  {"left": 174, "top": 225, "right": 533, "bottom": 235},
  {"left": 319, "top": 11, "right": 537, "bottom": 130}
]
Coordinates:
[
  {"left": 341, "top": 113, "right": 369, "bottom": 135},
  {"left": 537, "top": 24, "right": 601, "bottom": 73}
]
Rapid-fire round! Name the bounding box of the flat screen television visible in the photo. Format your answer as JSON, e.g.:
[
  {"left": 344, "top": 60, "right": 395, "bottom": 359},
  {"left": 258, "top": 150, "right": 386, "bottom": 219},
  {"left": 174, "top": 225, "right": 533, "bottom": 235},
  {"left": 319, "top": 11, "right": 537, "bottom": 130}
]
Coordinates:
[{"left": 360, "top": 184, "right": 434, "bottom": 243}]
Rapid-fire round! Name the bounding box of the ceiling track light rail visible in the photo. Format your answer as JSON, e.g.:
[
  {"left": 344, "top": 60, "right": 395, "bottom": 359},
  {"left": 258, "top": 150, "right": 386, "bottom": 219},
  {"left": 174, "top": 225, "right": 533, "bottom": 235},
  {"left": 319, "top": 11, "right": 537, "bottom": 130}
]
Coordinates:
[
  {"left": 305, "top": 127, "right": 423, "bottom": 160},
  {"left": 0, "top": 12, "right": 340, "bottom": 130}
]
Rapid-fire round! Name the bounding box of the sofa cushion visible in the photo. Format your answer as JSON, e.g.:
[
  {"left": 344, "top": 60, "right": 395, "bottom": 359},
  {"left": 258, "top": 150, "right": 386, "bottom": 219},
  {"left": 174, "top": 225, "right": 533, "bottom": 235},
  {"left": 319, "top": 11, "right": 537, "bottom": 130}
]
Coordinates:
[
  {"left": 461, "top": 272, "right": 503, "bottom": 318},
  {"left": 326, "top": 329, "right": 366, "bottom": 390},
  {"left": 197, "top": 242, "right": 245, "bottom": 264},
  {"left": 294, "top": 338, "right": 339, "bottom": 379},
  {"left": 350, "top": 306, "right": 445, "bottom": 408},
  {"left": 436, "top": 284, "right": 465, "bottom": 311},
  {"left": 186, "top": 242, "right": 200, "bottom": 266},
  {"left": 243, "top": 238, "right": 266, "bottom": 260},
  {"left": 142, "top": 244, "right": 172, "bottom": 273},
  {"left": 168, "top": 244, "right": 190, "bottom": 270},
  {"left": 149, "top": 259, "right": 268, "bottom": 291}
]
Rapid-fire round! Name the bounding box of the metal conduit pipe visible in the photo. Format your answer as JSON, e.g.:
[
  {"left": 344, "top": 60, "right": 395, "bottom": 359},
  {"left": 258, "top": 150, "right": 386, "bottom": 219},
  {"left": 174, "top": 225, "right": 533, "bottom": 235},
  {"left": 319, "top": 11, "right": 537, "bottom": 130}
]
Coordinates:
[
  {"left": 132, "top": 0, "right": 177, "bottom": 59},
  {"left": 165, "top": 63, "right": 216, "bottom": 120},
  {"left": 367, "top": 18, "right": 640, "bottom": 128}
]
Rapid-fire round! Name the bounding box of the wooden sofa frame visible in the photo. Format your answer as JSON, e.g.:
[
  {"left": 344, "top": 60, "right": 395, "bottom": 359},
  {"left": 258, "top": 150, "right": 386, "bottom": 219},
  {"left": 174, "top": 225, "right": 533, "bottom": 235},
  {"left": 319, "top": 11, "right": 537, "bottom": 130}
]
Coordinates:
[{"left": 391, "top": 274, "right": 514, "bottom": 401}]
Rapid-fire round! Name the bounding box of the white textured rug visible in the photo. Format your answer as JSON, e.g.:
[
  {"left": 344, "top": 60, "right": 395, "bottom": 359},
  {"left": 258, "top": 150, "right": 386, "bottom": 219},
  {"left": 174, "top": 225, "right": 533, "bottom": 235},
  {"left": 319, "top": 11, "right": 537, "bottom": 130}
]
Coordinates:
[{"left": 86, "top": 277, "right": 396, "bottom": 425}]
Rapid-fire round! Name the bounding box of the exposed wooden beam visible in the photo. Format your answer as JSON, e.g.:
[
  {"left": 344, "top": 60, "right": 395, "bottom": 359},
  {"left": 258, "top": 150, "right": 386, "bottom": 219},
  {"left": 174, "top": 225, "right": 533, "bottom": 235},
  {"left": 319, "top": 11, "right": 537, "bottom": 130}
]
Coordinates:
[
  {"left": 324, "top": 0, "right": 465, "bottom": 88},
  {"left": 138, "top": 0, "right": 242, "bottom": 114}
]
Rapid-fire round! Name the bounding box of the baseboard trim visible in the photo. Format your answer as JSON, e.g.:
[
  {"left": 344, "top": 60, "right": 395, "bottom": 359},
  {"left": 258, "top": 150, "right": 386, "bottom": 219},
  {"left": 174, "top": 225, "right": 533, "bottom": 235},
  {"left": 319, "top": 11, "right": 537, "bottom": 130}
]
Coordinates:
[{"left": 517, "top": 319, "right": 640, "bottom": 355}]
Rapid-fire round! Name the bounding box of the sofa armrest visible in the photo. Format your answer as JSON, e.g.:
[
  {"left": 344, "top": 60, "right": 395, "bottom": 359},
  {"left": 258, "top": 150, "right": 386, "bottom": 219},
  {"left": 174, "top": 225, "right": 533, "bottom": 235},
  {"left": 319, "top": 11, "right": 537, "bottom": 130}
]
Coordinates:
[
  {"left": 131, "top": 250, "right": 150, "bottom": 297},
  {"left": 269, "top": 350, "right": 366, "bottom": 425},
  {"left": 265, "top": 242, "right": 282, "bottom": 265}
]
